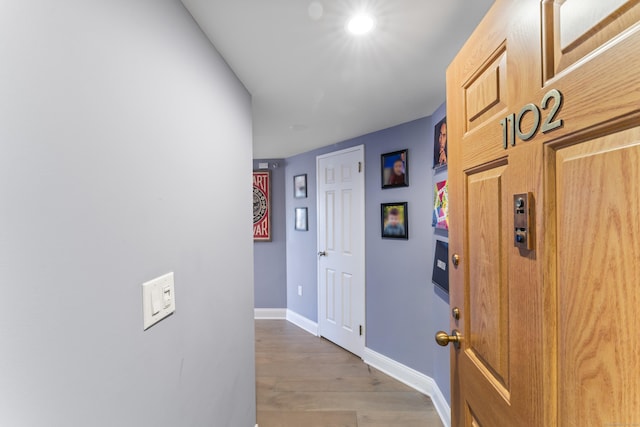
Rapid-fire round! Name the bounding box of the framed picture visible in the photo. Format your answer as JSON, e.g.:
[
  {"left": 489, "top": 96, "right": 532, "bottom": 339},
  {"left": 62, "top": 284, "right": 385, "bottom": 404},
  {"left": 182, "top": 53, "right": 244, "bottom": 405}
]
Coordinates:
[
  {"left": 295, "top": 207, "right": 308, "bottom": 231},
  {"left": 253, "top": 170, "right": 271, "bottom": 241},
  {"left": 294, "top": 174, "right": 307, "bottom": 198},
  {"left": 432, "top": 180, "right": 449, "bottom": 230},
  {"left": 433, "top": 117, "right": 447, "bottom": 169},
  {"left": 381, "top": 202, "right": 408, "bottom": 239},
  {"left": 432, "top": 240, "right": 449, "bottom": 293},
  {"left": 381, "top": 149, "right": 409, "bottom": 189}
]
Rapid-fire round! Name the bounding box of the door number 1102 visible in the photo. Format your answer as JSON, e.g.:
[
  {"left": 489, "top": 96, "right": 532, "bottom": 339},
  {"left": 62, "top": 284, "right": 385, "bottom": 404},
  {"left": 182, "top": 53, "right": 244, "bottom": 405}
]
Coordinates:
[{"left": 500, "top": 89, "right": 564, "bottom": 149}]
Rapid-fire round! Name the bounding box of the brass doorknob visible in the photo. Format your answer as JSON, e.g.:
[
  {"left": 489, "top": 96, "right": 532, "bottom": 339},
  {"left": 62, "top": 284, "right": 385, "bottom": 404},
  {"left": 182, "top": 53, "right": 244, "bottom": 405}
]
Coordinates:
[{"left": 435, "top": 330, "right": 462, "bottom": 348}]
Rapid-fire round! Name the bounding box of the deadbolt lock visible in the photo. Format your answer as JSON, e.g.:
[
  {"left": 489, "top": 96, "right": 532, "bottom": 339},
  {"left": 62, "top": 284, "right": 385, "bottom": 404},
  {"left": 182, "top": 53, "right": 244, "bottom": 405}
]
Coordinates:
[{"left": 514, "top": 193, "right": 534, "bottom": 250}]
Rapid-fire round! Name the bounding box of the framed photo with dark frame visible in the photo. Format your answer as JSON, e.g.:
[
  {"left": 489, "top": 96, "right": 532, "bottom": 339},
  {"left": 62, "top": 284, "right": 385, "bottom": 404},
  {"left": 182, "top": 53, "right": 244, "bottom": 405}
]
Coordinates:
[
  {"left": 295, "top": 207, "right": 308, "bottom": 231},
  {"left": 381, "top": 202, "right": 408, "bottom": 239},
  {"left": 294, "top": 174, "right": 307, "bottom": 198},
  {"left": 433, "top": 117, "right": 447, "bottom": 169},
  {"left": 381, "top": 149, "right": 408, "bottom": 189}
]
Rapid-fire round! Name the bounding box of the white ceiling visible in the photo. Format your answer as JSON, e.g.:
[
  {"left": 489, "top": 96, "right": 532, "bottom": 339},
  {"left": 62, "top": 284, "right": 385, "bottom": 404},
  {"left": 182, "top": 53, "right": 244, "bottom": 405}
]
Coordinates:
[{"left": 181, "top": 0, "right": 495, "bottom": 158}]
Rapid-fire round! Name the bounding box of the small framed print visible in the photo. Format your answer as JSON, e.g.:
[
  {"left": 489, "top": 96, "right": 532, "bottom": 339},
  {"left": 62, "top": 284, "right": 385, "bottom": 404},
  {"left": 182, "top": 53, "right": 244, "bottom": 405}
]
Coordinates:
[
  {"left": 381, "top": 149, "right": 409, "bottom": 189},
  {"left": 295, "top": 207, "right": 308, "bottom": 231},
  {"left": 433, "top": 117, "right": 447, "bottom": 169},
  {"left": 294, "top": 174, "right": 307, "bottom": 198},
  {"left": 381, "top": 202, "right": 408, "bottom": 239}
]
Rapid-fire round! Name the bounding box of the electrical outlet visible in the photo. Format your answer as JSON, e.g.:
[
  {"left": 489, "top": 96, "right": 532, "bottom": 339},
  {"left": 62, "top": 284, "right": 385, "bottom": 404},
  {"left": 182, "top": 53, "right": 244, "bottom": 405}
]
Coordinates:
[{"left": 298, "top": 285, "right": 303, "bottom": 296}]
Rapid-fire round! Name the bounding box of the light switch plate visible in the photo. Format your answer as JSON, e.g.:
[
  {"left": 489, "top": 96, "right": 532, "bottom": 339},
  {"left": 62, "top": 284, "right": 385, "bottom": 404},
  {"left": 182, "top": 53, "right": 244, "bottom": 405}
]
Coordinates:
[{"left": 142, "top": 272, "right": 175, "bottom": 330}]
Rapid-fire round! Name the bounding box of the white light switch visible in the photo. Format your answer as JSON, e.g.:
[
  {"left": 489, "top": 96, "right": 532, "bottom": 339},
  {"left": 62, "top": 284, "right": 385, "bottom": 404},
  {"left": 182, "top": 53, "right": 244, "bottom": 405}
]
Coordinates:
[
  {"left": 151, "top": 290, "right": 161, "bottom": 315},
  {"left": 163, "top": 286, "right": 171, "bottom": 308},
  {"left": 142, "top": 272, "right": 175, "bottom": 330}
]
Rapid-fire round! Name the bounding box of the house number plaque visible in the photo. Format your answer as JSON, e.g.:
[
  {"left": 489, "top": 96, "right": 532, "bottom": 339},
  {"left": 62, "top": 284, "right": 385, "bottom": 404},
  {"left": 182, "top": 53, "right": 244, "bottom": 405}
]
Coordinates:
[{"left": 500, "top": 89, "right": 564, "bottom": 149}]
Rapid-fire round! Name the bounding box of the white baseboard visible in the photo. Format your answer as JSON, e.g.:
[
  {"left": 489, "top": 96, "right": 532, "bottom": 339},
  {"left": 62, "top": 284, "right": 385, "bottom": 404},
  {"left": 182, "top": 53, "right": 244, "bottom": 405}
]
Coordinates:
[
  {"left": 285, "top": 309, "right": 318, "bottom": 336},
  {"left": 363, "top": 347, "right": 451, "bottom": 427},
  {"left": 254, "top": 308, "right": 286, "bottom": 319}
]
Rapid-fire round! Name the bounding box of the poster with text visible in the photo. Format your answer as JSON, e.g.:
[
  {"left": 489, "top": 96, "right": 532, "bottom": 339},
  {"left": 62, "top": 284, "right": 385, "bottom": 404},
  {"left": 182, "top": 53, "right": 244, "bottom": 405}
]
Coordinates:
[
  {"left": 432, "top": 180, "right": 449, "bottom": 230},
  {"left": 253, "top": 170, "right": 271, "bottom": 241}
]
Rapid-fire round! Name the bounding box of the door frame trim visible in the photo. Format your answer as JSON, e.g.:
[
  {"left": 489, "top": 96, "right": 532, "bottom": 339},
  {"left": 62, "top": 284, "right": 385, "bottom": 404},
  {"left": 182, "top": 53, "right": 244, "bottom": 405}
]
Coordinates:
[{"left": 315, "top": 144, "right": 366, "bottom": 354}]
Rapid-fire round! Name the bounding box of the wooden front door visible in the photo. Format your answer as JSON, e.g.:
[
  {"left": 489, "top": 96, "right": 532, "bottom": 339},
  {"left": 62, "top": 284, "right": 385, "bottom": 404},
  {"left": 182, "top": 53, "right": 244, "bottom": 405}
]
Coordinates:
[{"left": 443, "top": 1, "right": 640, "bottom": 425}]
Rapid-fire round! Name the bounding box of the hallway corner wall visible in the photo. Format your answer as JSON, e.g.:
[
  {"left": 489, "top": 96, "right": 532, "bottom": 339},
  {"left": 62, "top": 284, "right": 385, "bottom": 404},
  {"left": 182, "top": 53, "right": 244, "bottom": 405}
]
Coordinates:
[
  {"left": 253, "top": 159, "right": 287, "bottom": 309},
  {"left": 0, "top": 1, "right": 255, "bottom": 425}
]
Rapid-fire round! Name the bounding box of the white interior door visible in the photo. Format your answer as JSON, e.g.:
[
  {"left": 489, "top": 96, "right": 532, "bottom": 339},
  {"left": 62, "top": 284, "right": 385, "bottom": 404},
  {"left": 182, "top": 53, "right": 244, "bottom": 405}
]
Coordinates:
[{"left": 317, "top": 145, "right": 365, "bottom": 357}]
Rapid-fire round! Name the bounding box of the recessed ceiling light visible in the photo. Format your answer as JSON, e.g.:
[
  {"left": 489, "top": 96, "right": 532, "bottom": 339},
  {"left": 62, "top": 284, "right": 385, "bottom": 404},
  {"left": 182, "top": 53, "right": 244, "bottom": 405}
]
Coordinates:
[{"left": 347, "top": 14, "right": 375, "bottom": 35}]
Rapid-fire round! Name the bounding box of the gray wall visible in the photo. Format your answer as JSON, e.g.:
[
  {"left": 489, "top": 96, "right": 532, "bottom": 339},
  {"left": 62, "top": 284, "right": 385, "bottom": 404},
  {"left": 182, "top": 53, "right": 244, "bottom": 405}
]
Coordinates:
[
  {"left": 253, "top": 159, "right": 287, "bottom": 308},
  {"left": 284, "top": 104, "right": 451, "bottom": 403},
  {"left": 0, "top": 1, "right": 256, "bottom": 426}
]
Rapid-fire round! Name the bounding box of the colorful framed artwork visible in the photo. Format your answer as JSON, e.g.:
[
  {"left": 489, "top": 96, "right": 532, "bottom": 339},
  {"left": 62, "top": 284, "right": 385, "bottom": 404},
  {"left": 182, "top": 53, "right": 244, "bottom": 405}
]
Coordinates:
[
  {"left": 253, "top": 170, "right": 271, "bottom": 241},
  {"left": 433, "top": 117, "right": 447, "bottom": 169},
  {"left": 295, "top": 207, "right": 308, "bottom": 231},
  {"left": 432, "top": 180, "right": 449, "bottom": 230},
  {"left": 381, "top": 202, "right": 408, "bottom": 239},
  {"left": 294, "top": 174, "right": 307, "bottom": 198},
  {"left": 381, "top": 149, "right": 409, "bottom": 189}
]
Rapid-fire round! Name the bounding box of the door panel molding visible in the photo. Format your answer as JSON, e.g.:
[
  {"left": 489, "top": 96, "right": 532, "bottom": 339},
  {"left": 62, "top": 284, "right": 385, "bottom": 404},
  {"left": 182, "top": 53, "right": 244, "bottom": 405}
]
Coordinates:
[
  {"left": 542, "top": 0, "right": 640, "bottom": 82},
  {"left": 553, "top": 128, "right": 640, "bottom": 426},
  {"left": 465, "top": 165, "right": 510, "bottom": 392}
]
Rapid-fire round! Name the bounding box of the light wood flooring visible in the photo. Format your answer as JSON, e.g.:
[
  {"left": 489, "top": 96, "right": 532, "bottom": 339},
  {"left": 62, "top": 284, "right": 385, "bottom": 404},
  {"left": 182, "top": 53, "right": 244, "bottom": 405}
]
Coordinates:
[{"left": 256, "top": 320, "right": 444, "bottom": 427}]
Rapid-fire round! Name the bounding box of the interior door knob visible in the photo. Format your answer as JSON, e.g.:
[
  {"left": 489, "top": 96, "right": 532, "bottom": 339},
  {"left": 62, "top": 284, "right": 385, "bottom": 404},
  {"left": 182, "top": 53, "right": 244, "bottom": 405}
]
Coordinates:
[
  {"left": 318, "top": 251, "right": 327, "bottom": 257},
  {"left": 435, "top": 330, "right": 462, "bottom": 349}
]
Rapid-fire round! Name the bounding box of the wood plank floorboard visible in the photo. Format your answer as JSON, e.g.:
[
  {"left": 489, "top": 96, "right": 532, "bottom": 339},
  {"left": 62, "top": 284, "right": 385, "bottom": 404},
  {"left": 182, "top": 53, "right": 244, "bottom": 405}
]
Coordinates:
[{"left": 256, "top": 320, "right": 444, "bottom": 427}]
